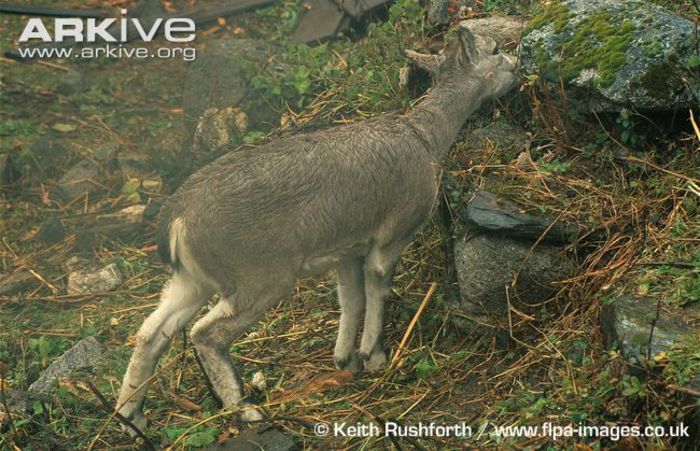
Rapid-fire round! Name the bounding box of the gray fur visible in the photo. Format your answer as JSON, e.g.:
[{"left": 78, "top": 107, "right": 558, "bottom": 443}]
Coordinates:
[{"left": 116, "top": 25, "right": 516, "bottom": 430}]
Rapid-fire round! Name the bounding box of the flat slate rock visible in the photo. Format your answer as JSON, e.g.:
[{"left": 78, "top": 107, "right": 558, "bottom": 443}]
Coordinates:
[
  {"left": 205, "top": 425, "right": 296, "bottom": 451},
  {"left": 600, "top": 296, "right": 699, "bottom": 366},
  {"left": 463, "top": 190, "right": 583, "bottom": 244}
]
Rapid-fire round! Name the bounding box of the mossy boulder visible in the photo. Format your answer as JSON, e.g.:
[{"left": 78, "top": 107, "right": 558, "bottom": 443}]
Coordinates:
[{"left": 520, "top": 0, "right": 700, "bottom": 111}]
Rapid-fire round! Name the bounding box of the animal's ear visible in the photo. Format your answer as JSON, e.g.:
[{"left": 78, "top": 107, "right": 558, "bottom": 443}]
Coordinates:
[
  {"left": 456, "top": 25, "right": 479, "bottom": 67},
  {"left": 405, "top": 49, "right": 444, "bottom": 74}
]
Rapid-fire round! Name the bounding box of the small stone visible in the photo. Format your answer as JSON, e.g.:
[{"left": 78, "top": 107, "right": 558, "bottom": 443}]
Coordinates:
[
  {"left": 37, "top": 216, "right": 67, "bottom": 244},
  {"left": 66, "top": 263, "right": 123, "bottom": 295},
  {"left": 93, "top": 142, "right": 120, "bottom": 162},
  {"left": 205, "top": 425, "right": 295, "bottom": 451},
  {"left": 53, "top": 159, "right": 100, "bottom": 202},
  {"left": 600, "top": 296, "right": 698, "bottom": 366},
  {"left": 28, "top": 337, "right": 104, "bottom": 394},
  {"left": 251, "top": 371, "right": 267, "bottom": 391},
  {"left": 25, "top": 141, "right": 69, "bottom": 177},
  {"left": 0, "top": 270, "right": 36, "bottom": 296}
]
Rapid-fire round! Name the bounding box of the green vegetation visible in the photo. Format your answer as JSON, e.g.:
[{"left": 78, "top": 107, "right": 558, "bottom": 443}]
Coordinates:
[{"left": 248, "top": 0, "right": 424, "bottom": 117}]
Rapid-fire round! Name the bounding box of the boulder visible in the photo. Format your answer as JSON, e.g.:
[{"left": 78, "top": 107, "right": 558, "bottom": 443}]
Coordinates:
[
  {"left": 600, "top": 296, "right": 698, "bottom": 366},
  {"left": 520, "top": 0, "right": 700, "bottom": 111},
  {"left": 454, "top": 232, "right": 576, "bottom": 318},
  {"left": 464, "top": 16, "right": 526, "bottom": 47},
  {"left": 183, "top": 39, "right": 286, "bottom": 153},
  {"left": 451, "top": 191, "right": 578, "bottom": 322},
  {"left": 28, "top": 337, "right": 104, "bottom": 393}
]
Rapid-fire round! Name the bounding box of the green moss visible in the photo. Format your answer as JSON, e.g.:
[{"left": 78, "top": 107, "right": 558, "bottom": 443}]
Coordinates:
[
  {"left": 534, "top": 10, "right": 636, "bottom": 88},
  {"left": 526, "top": 0, "right": 573, "bottom": 34},
  {"left": 639, "top": 56, "right": 684, "bottom": 101}
]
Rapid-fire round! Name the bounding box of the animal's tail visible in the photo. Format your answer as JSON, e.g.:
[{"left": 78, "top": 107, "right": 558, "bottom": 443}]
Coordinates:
[{"left": 156, "top": 217, "right": 185, "bottom": 272}]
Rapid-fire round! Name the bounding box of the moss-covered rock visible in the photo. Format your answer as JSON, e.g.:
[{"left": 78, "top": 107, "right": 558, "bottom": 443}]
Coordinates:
[{"left": 520, "top": 0, "right": 700, "bottom": 111}]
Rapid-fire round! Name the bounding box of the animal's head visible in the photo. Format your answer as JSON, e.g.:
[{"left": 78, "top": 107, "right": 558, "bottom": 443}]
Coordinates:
[{"left": 406, "top": 23, "right": 516, "bottom": 97}]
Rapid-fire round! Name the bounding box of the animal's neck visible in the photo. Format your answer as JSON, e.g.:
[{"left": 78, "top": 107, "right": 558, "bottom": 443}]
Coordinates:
[{"left": 404, "top": 78, "right": 486, "bottom": 161}]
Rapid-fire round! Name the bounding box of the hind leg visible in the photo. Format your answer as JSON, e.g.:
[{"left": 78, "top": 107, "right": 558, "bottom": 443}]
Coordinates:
[
  {"left": 333, "top": 257, "right": 365, "bottom": 373},
  {"left": 190, "top": 281, "right": 292, "bottom": 420},
  {"left": 117, "top": 270, "right": 211, "bottom": 431},
  {"left": 359, "top": 242, "right": 403, "bottom": 372}
]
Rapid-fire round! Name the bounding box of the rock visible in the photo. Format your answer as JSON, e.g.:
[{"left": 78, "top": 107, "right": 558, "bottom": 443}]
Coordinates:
[
  {"left": 194, "top": 107, "right": 249, "bottom": 153},
  {"left": 66, "top": 262, "right": 123, "bottom": 295},
  {"left": 427, "top": 0, "right": 452, "bottom": 26},
  {"left": 0, "top": 270, "right": 36, "bottom": 296},
  {"left": 462, "top": 191, "right": 584, "bottom": 244},
  {"left": 183, "top": 39, "right": 286, "bottom": 152},
  {"left": 71, "top": 205, "right": 147, "bottom": 251},
  {"left": 251, "top": 371, "right": 267, "bottom": 391},
  {"left": 28, "top": 337, "right": 104, "bottom": 393},
  {"left": 292, "top": 0, "right": 349, "bottom": 44},
  {"left": 0, "top": 388, "right": 50, "bottom": 422},
  {"left": 519, "top": 0, "right": 700, "bottom": 111},
  {"left": 37, "top": 216, "right": 67, "bottom": 244},
  {"left": 117, "top": 151, "right": 151, "bottom": 180},
  {"left": 92, "top": 142, "right": 120, "bottom": 162},
  {"left": 600, "top": 296, "right": 697, "bottom": 366},
  {"left": 23, "top": 141, "right": 69, "bottom": 178},
  {"left": 464, "top": 16, "right": 526, "bottom": 47},
  {"left": 454, "top": 232, "right": 576, "bottom": 319},
  {"left": 205, "top": 425, "right": 296, "bottom": 451},
  {"left": 53, "top": 159, "right": 100, "bottom": 202}
]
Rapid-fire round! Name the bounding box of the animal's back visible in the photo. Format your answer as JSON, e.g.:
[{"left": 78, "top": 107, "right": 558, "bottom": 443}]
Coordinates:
[{"left": 158, "top": 115, "right": 440, "bottom": 288}]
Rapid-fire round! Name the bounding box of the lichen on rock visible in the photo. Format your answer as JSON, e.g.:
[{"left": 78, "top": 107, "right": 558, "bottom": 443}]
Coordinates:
[{"left": 520, "top": 0, "right": 700, "bottom": 111}]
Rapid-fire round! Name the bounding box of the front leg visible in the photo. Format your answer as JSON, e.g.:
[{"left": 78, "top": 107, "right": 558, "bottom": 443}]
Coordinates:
[{"left": 359, "top": 243, "right": 402, "bottom": 372}]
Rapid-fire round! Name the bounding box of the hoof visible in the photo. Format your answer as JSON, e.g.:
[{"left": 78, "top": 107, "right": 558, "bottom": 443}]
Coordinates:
[
  {"left": 334, "top": 351, "right": 362, "bottom": 375},
  {"left": 363, "top": 349, "right": 387, "bottom": 373},
  {"left": 240, "top": 403, "right": 264, "bottom": 423},
  {"left": 120, "top": 411, "right": 147, "bottom": 437}
]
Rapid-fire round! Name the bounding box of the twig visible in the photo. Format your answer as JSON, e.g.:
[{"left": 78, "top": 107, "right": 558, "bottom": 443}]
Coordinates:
[
  {"left": 623, "top": 156, "right": 700, "bottom": 185},
  {"left": 646, "top": 299, "right": 661, "bottom": 361},
  {"left": 85, "top": 380, "right": 155, "bottom": 451},
  {"left": 391, "top": 282, "right": 437, "bottom": 367},
  {"left": 667, "top": 384, "right": 700, "bottom": 397},
  {"left": 691, "top": 109, "right": 700, "bottom": 141},
  {"left": 635, "top": 262, "right": 696, "bottom": 269}
]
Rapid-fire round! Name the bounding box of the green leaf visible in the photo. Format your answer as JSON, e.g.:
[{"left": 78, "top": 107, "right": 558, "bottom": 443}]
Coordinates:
[
  {"left": 183, "top": 428, "right": 220, "bottom": 447},
  {"left": 164, "top": 426, "right": 189, "bottom": 440},
  {"left": 52, "top": 123, "right": 77, "bottom": 133}
]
